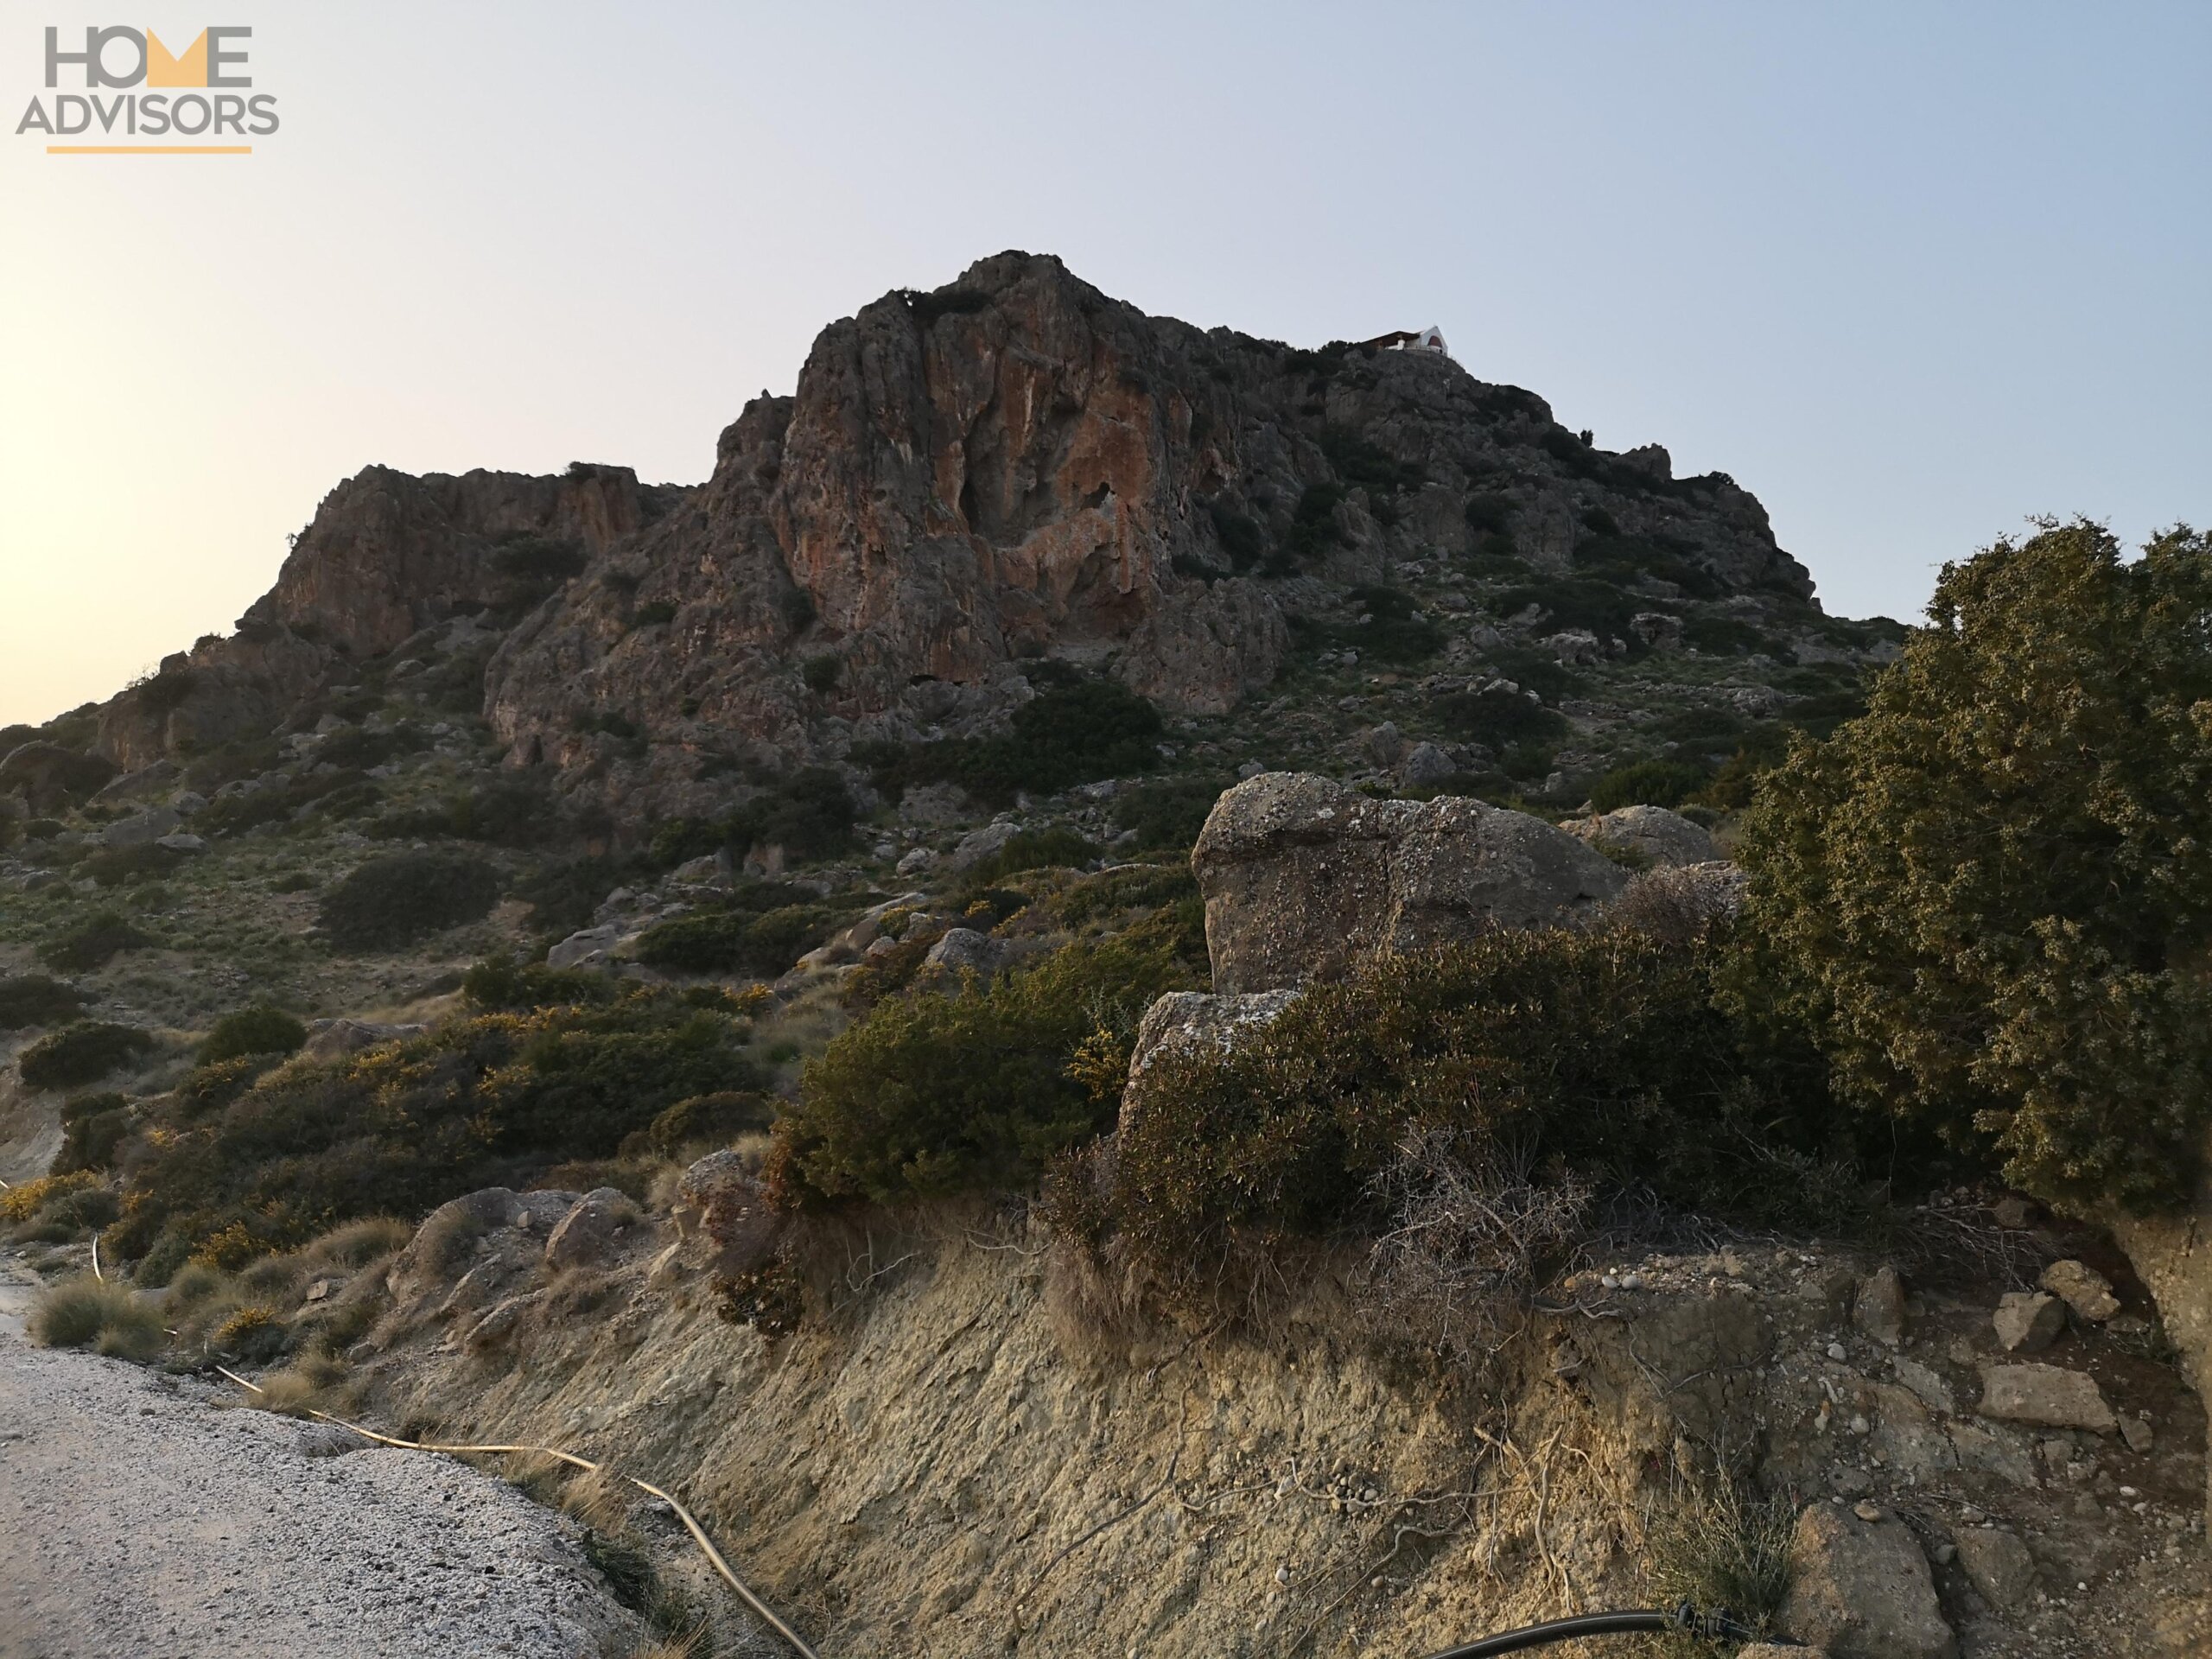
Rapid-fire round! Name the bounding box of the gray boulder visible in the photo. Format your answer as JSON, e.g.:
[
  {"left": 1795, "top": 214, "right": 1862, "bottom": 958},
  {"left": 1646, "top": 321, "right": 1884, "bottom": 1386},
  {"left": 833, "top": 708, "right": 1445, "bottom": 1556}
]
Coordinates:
[
  {"left": 923, "top": 927, "right": 1004, "bottom": 979},
  {"left": 1977, "top": 1362, "right": 2116, "bottom": 1433},
  {"left": 1192, "top": 772, "right": 1629, "bottom": 995},
  {"left": 1954, "top": 1525, "right": 2037, "bottom": 1612},
  {"left": 2039, "top": 1258, "right": 2120, "bottom": 1323},
  {"left": 950, "top": 820, "right": 1018, "bottom": 872},
  {"left": 302, "top": 1018, "right": 425, "bottom": 1060},
  {"left": 543, "top": 1187, "right": 639, "bottom": 1272},
  {"left": 1992, "top": 1290, "right": 2065, "bottom": 1353},
  {"left": 547, "top": 925, "right": 620, "bottom": 969},
  {"left": 1119, "top": 989, "right": 1301, "bottom": 1137},
  {"left": 154, "top": 832, "right": 207, "bottom": 855},
  {"left": 1781, "top": 1503, "right": 1956, "bottom": 1659},
  {"left": 1397, "top": 741, "right": 1456, "bottom": 789},
  {"left": 100, "top": 805, "right": 181, "bottom": 849},
  {"left": 1563, "top": 804, "right": 1717, "bottom": 868}
]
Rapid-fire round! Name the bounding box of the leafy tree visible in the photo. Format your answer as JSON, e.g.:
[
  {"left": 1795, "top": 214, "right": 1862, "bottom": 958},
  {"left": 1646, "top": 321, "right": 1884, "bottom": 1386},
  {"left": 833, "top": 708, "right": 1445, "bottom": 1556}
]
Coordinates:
[{"left": 1736, "top": 523, "right": 2212, "bottom": 1213}]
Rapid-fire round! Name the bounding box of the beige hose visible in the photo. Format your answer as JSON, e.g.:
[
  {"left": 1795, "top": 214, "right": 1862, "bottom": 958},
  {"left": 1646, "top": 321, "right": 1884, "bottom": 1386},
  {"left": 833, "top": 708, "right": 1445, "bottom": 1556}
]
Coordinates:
[{"left": 214, "top": 1370, "right": 819, "bottom": 1659}]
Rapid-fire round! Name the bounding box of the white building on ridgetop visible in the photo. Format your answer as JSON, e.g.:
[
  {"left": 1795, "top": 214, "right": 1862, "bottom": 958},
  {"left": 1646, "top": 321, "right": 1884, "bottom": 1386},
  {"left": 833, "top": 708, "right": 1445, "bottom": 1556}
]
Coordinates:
[{"left": 1362, "top": 324, "right": 1452, "bottom": 359}]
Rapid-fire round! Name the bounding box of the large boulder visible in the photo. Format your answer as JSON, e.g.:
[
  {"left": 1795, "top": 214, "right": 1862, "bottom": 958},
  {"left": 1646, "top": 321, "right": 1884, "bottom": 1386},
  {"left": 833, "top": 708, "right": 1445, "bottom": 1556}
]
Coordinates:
[
  {"left": 543, "top": 1186, "right": 639, "bottom": 1272},
  {"left": 1191, "top": 772, "right": 1630, "bottom": 994},
  {"left": 1562, "top": 804, "right": 1717, "bottom": 868},
  {"left": 1780, "top": 1503, "right": 1956, "bottom": 1659}
]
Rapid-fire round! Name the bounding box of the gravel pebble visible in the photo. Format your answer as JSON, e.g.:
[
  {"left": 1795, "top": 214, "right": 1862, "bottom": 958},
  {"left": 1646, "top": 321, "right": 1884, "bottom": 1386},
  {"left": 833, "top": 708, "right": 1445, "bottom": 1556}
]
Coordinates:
[{"left": 0, "top": 1331, "right": 639, "bottom": 1656}]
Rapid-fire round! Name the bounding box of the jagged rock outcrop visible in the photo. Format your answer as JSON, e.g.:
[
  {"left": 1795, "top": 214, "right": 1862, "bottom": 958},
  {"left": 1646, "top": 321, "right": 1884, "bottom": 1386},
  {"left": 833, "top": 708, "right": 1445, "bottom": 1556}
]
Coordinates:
[
  {"left": 1192, "top": 771, "right": 1629, "bottom": 993},
  {"left": 90, "top": 463, "right": 677, "bottom": 772},
  {"left": 79, "top": 250, "right": 1824, "bottom": 817}
]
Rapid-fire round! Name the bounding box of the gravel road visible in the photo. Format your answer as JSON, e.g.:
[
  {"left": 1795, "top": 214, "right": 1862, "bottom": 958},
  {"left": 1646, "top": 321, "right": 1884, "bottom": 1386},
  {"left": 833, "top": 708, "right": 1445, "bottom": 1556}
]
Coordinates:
[{"left": 0, "top": 1272, "right": 640, "bottom": 1658}]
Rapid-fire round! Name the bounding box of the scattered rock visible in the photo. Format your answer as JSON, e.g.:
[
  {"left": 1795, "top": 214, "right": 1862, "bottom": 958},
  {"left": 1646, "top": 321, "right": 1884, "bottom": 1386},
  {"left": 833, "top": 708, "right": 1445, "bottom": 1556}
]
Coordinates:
[
  {"left": 671, "top": 851, "right": 732, "bottom": 886},
  {"left": 1854, "top": 1266, "right": 1907, "bottom": 1346},
  {"left": 1977, "top": 1362, "right": 2118, "bottom": 1433},
  {"left": 1992, "top": 1290, "right": 2066, "bottom": 1353},
  {"left": 1955, "top": 1525, "right": 2037, "bottom": 1612},
  {"left": 99, "top": 806, "right": 181, "bottom": 849},
  {"left": 950, "top": 821, "right": 1018, "bottom": 873},
  {"left": 1397, "top": 741, "right": 1455, "bottom": 789},
  {"left": 547, "top": 925, "right": 620, "bottom": 969},
  {"left": 1192, "top": 772, "right": 1628, "bottom": 995},
  {"left": 2040, "top": 1258, "right": 2120, "bottom": 1323},
  {"left": 1781, "top": 1502, "right": 1956, "bottom": 1659},
  {"left": 896, "top": 847, "right": 936, "bottom": 876},
  {"left": 543, "top": 1188, "right": 638, "bottom": 1273},
  {"left": 922, "top": 927, "right": 1004, "bottom": 980},
  {"left": 1562, "top": 804, "right": 1717, "bottom": 868},
  {"left": 153, "top": 832, "right": 207, "bottom": 854},
  {"left": 2119, "top": 1413, "right": 2155, "bottom": 1453}
]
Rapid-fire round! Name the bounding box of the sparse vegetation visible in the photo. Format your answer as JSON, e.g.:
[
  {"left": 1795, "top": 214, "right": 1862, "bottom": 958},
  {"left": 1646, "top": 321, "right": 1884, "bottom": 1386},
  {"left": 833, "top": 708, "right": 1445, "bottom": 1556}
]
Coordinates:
[
  {"left": 37, "top": 911, "right": 156, "bottom": 973},
  {"left": 0, "top": 974, "right": 91, "bottom": 1029},
  {"left": 30, "top": 1276, "right": 165, "bottom": 1359}
]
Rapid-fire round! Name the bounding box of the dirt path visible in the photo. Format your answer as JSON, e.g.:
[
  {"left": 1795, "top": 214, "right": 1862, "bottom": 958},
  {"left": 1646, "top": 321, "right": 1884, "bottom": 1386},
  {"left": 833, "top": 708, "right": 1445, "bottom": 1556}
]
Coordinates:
[{"left": 0, "top": 1303, "right": 640, "bottom": 1658}]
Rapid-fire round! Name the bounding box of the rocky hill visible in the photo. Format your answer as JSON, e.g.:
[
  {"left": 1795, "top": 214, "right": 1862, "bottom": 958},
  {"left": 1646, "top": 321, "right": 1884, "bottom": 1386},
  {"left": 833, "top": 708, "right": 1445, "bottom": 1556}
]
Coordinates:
[{"left": 34, "top": 250, "right": 1878, "bottom": 831}]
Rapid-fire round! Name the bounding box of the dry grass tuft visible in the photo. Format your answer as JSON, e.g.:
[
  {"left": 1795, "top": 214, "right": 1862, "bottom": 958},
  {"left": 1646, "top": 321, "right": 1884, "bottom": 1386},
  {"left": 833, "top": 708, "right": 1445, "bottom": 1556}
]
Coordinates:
[
  {"left": 30, "top": 1274, "right": 164, "bottom": 1359},
  {"left": 1639, "top": 1475, "right": 1795, "bottom": 1650}
]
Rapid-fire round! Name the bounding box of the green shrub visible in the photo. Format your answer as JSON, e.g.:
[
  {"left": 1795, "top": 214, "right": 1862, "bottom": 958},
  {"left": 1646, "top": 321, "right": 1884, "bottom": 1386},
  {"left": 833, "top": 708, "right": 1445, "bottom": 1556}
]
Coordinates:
[
  {"left": 461, "top": 953, "right": 620, "bottom": 1011},
  {"left": 174, "top": 1055, "right": 280, "bottom": 1118},
  {"left": 635, "top": 903, "right": 836, "bottom": 977},
  {"left": 37, "top": 912, "right": 156, "bottom": 973},
  {"left": 0, "top": 974, "right": 91, "bottom": 1030},
  {"left": 196, "top": 1007, "right": 308, "bottom": 1066},
  {"left": 801, "top": 653, "right": 842, "bottom": 693},
  {"left": 1427, "top": 685, "right": 1568, "bottom": 749},
  {"left": 54, "top": 1091, "right": 131, "bottom": 1174},
  {"left": 1103, "top": 927, "right": 1838, "bottom": 1294},
  {"left": 856, "top": 679, "right": 1164, "bottom": 810},
  {"left": 110, "top": 990, "right": 764, "bottom": 1265},
  {"left": 1052, "top": 862, "right": 1200, "bottom": 930},
  {"left": 19, "top": 1022, "right": 156, "bottom": 1090},
  {"left": 632, "top": 601, "right": 678, "bottom": 627},
  {"left": 512, "top": 855, "right": 625, "bottom": 937},
  {"left": 1110, "top": 776, "right": 1229, "bottom": 852},
  {"left": 1285, "top": 481, "right": 1347, "bottom": 566},
  {"left": 318, "top": 850, "right": 502, "bottom": 950},
  {"left": 373, "top": 777, "right": 563, "bottom": 848},
  {"left": 778, "top": 906, "right": 1205, "bottom": 1205},
  {"left": 958, "top": 827, "right": 1097, "bottom": 887},
  {"left": 1683, "top": 614, "right": 1773, "bottom": 656},
  {"left": 30, "top": 1276, "right": 164, "bottom": 1359},
  {"left": 622, "top": 1090, "right": 775, "bottom": 1158},
  {"left": 81, "top": 842, "right": 188, "bottom": 887},
  {"left": 1587, "top": 759, "right": 1710, "bottom": 813},
  {"left": 493, "top": 533, "right": 588, "bottom": 583},
  {"left": 1207, "top": 500, "right": 1266, "bottom": 571},
  {"left": 1738, "top": 523, "right": 2212, "bottom": 1212}
]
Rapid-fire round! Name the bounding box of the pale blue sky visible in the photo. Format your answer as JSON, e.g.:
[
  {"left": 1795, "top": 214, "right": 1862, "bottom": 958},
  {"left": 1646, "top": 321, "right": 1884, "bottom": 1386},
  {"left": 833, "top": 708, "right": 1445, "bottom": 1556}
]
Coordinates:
[{"left": 2, "top": 2, "right": 2206, "bottom": 723}]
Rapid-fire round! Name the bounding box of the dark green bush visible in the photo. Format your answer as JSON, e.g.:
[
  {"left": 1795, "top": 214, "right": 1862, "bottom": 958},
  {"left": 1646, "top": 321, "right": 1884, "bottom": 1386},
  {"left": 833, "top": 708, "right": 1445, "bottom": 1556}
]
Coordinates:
[
  {"left": 1738, "top": 523, "right": 2212, "bottom": 1212},
  {"left": 1110, "top": 776, "right": 1228, "bottom": 852},
  {"left": 513, "top": 855, "right": 626, "bottom": 937},
  {"left": 37, "top": 912, "right": 156, "bottom": 973},
  {"left": 81, "top": 843, "right": 188, "bottom": 887},
  {"left": 801, "top": 653, "right": 842, "bottom": 693},
  {"left": 173, "top": 1055, "right": 278, "bottom": 1119},
  {"left": 621, "top": 1090, "right": 775, "bottom": 1158},
  {"left": 1285, "top": 481, "right": 1347, "bottom": 566},
  {"left": 858, "top": 679, "right": 1164, "bottom": 810},
  {"left": 461, "top": 953, "right": 620, "bottom": 1012},
  {"left": 1207, "top": 501, "right": 1266, "bottom": 572},
  {"left": 777, "top": 906, "right": 1205, "bottom": 1205},
  {"left": 1587, "top": 759, "right": 1710, "bottom": 813},
  {"left": 20, "top": 1022, "right": 156, "bottom": 1090},
  {"left": 110, "top": 991, "right": 762, "bottom": 1265},
  {"left": 635, "top": 901, "right": 837, "bottom": 978},
  {"left": 1050, "top": 863, "right": 1199, "bottom": 929},
  {"left": 1494, "top": 577, "right": 1648, "bottom": 642},
  {"left": 197, "top": 768, "right": 377, "bottom": 836},
  {"left": 0, "top": 975, "right": 91, "bottom": 1030},
  {"left": 1104, "top": 927, "right": 1836, "bottom": 1293},
  {"left": 54, "top": 1092, "right": 130, "bottom": 1174},
  {"left": 1683, "top": 615, "right": 1773, "bottom": 656},
  {"left": 196, "top": 1007, "right": 308, "bottom": 1066},
  {"left": 1322, "top": 585, "right": 1444, "bottom": 665},
  {"left": 318, "top": 851, "right": 502, "bottom": 950},
  {"left": 1427, "top": 686, "right": 1568, "bottom": 749},
  {"left": 958, "top": 827, "right": 1097, "bottom": 887},
  {"left": 492, "top": 534, "right": 588, "bottom": 583},
  {"left": 632, "top": 601, "right": 678, "bottom": 628}
]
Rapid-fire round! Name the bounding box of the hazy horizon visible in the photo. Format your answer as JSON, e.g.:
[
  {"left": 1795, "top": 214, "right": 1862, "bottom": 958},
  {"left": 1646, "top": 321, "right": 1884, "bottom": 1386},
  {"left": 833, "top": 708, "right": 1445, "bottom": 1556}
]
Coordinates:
[{"left": 3, "top": 1, "right": 2206, "bottom": 726}]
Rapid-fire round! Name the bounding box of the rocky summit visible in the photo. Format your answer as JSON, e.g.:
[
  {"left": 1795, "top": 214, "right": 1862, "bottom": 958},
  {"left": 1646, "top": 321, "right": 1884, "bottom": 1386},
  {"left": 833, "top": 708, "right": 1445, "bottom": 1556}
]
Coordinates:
[{"left": 54, "top": 250, "right": 1857, "bottom": 830}]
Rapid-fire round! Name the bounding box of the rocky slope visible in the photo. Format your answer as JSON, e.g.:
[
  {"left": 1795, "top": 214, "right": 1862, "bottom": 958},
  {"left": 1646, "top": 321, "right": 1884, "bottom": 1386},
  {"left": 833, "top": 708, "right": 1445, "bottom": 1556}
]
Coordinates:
[{"left": 51, "top": 250, "right": 1842, "bottom": 827}]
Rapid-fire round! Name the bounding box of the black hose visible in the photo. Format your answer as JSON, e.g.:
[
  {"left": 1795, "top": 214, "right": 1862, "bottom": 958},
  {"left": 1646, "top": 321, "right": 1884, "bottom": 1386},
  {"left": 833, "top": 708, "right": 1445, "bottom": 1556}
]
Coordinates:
[{"left": 1417, "top": 1602, "right": 1789, "bottom": 1656}]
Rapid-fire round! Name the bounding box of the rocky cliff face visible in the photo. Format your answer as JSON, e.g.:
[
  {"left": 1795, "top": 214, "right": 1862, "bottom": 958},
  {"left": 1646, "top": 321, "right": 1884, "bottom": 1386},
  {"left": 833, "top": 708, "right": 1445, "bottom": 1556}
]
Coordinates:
[{"left": 79, "top": 250, "right": 1820, "bottom": 818}]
